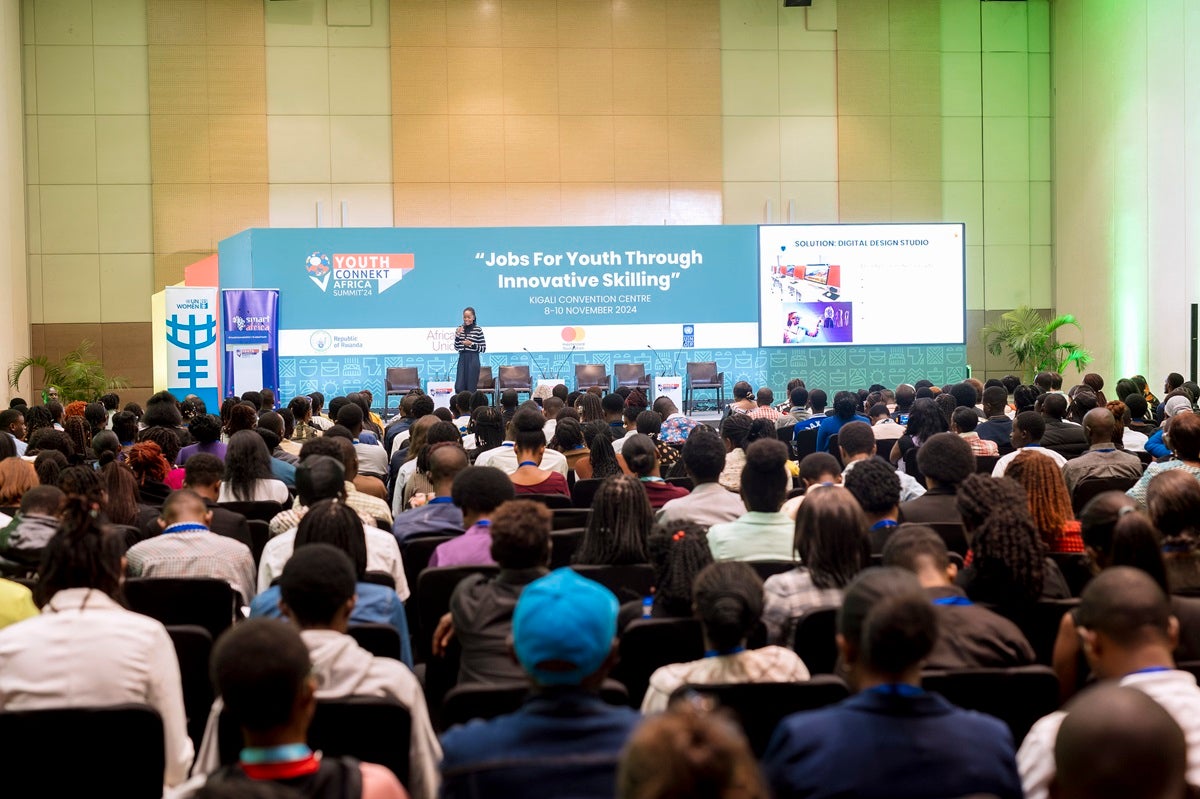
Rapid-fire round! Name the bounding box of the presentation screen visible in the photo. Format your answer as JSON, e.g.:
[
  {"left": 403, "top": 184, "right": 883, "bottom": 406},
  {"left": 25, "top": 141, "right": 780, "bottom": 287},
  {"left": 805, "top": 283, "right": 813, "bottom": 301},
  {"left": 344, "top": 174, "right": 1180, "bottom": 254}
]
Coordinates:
[{"left": 757, "top": 223, "right": 965, "bottom": 347}]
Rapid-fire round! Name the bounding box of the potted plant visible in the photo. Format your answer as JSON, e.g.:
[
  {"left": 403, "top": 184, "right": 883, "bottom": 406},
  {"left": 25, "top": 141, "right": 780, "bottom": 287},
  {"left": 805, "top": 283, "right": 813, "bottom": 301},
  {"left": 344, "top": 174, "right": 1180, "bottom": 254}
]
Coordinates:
[
  {"left": 8, "top": 340, "right": 128, "bottom": 403},
  {"left": 980, "top": 306, "right": 1093, "bottom": 384}
]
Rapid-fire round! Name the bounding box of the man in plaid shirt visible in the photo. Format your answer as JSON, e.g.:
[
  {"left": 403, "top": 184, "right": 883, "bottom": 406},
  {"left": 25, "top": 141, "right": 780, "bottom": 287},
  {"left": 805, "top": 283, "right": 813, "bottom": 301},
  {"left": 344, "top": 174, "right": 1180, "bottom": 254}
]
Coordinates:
[
  {"left": 126, "top": 489, "right": 257, "bottom": 604},
  {"left": 953, "top": 407, "right": 1000, "bottom": 457}
]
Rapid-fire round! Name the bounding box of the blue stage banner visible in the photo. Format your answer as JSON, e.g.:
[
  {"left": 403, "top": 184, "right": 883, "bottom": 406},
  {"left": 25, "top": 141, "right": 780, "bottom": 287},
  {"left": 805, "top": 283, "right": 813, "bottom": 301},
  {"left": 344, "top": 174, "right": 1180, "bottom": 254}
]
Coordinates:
[
  {"left": 164, "top": 286, "right": 219, "bottom": 411},
  {"left": 218, "top": 226, "right": 759, "bottom": 356},
  {"left": 222, "top": 289, "right": 279, "bottom": 401}
]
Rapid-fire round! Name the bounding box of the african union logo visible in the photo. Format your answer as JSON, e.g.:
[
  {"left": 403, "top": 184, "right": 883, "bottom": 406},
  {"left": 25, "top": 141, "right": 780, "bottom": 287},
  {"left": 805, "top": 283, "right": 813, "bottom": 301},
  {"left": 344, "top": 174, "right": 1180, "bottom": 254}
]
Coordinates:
[
  {"left": 305, "top": 250, "right": 415, "bottom": 297},
  {"left": 310, "top": 330, "right": 332, "bottom": 353}
]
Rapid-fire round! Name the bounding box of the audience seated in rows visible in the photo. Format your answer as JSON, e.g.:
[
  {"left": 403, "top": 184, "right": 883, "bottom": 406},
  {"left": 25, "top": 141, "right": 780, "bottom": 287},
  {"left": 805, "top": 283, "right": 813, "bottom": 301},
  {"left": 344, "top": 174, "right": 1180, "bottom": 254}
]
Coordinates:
[{"left": 657, "top": 427, "right": 744, "bottom": 529}]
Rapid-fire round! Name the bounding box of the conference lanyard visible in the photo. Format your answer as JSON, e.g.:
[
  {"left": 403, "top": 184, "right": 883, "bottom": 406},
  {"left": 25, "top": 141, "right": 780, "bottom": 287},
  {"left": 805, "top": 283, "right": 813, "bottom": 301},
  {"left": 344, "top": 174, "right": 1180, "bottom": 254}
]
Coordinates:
[
  {"left": 932, "top": 595, "right": 973, "bottom": 606},
  {"left": 163, "top": 522, "right": 208, "bottom": 534},
  {"left": 704, "top": 646, "right": 746, "bottom": 659},
  {"left": 871, "top": 520, "right": 898, "bottom": 530},
  {"left": 427, "top": 496, "right": 454, "bottom": 505},
  {"left": 864, "top": 683, "right": 925, "bottom": 698}
]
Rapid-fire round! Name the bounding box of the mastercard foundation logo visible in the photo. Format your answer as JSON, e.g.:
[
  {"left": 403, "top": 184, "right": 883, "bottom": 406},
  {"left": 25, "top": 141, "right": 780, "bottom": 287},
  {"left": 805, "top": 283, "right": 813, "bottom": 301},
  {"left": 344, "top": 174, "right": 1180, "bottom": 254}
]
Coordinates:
[{"left": 561, "top": 326, "right": 586, "bottom": 343}]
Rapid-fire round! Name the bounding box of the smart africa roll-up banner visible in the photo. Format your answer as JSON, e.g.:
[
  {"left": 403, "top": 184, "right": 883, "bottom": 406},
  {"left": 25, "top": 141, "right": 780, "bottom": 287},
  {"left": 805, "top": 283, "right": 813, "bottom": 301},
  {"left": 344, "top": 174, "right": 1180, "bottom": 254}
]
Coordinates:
[
  {"left": 218, "top": 226, "right": 760, "bottom": 363},
  {"left": 164, "top": 286, "right": 220, "bottom": 411},
  {"left": 222, "top": 289, "right": 279, "bottom": 400}
]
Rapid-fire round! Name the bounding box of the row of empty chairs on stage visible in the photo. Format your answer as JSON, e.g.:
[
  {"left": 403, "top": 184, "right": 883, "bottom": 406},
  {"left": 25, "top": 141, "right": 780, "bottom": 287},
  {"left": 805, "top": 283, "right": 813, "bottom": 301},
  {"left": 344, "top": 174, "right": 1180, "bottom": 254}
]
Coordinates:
[{"left": 383, "top": 362, "right": 727, "bottom": 410}]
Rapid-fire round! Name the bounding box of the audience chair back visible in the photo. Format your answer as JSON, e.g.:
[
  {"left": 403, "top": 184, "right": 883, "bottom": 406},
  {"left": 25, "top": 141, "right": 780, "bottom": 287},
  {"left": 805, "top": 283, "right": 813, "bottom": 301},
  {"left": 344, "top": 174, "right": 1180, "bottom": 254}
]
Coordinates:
[
  {"left": 570, "top": 477, "right": 603, "bottom": 508},
  {"left": 986, "top": 598, "right": 1080, "bottom": 666},
  {"left": 569, "top": 563, "right": 654, "bottom": 603},
  {"left": 215, "top": 500, "right": 285, "bottom": 524},
  {"left": 246, "top": 519, "right": 269, "bottom": 568},
  {"left": 902, "top": 449, "right": 926, "bottom": 486},
  {"left": 791, "top": 605, "right": 840, "bottom": 675},
  {"left": 1070, "top": 475, "right": 1140, "bottom": 514},
  {"left": 166, "top": 624, "right": 214, "bottom": 751},
  {"left": 400, "top": 534, "right": 456, "bottom": 612},
  {"left": 0, "top": 704, "right": 165, "bottom": 799},
  {"left": 899, "top": 521, "right": 969, "bottom": 558},
  {"left": 975, "top": 455, "right": 1000, "bottom": 474},
  {"left": 612, "top": 617, "right": 705, "bottom": 707},
  {"left": 750, "top": 561, "right": 797, "bottom": 581},
  {"left": 519, "top": 493, "right": 574, "bottom": 510},
  {"left": 1048, "top": 553, "right": 1092, "bottom": 597},
  {"left": 549, "top": 528, "right": 585, "bottom": 568},
  {"left": 440, "top": 679, "right": 630, "bottom": 731},
  {"left": 776, "top": 426, "right": 797, "bottom": 458},
  {"left": 550, "top": 507, "right": 591, "bottom": 530},
  {"left": 416, "top": 564, "right": 500, "bottom": 717},
  {"left": 794, "top": 427, "right": 819, "bottom": 460},
  {"left": 348, "top": 622, "right": 404, "bottom": 661},
  {"left": 921, "top": 665, "right": 1059, "bottom": 743},
  {"left": 219, "top": 697, "right": 412, "bottom": 785},
  {"left": 124, "top": 577, "right": 237, "bottom": 640},
  {"left": 875, "top": 439, "right": 894, "bottom": 458},
  {"left": 668, "top": 677, "right": 851, "bottom": 757}
]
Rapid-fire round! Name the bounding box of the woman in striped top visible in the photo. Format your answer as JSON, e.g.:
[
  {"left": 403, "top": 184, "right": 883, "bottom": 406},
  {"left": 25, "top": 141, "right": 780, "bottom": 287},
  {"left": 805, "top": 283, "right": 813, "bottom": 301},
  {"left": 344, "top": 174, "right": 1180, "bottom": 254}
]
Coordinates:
[{"left": 454, "top": 306, "right": 486, "bottom": 393}]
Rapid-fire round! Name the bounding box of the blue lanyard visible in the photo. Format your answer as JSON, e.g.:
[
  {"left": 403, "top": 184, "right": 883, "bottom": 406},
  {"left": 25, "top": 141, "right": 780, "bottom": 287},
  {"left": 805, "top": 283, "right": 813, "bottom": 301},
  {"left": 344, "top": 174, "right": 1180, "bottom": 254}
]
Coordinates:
[
  {"left": 932, "top": 595, "right": 973, "bottom": 606},
  {"left": 704, "top": 646, "right": 745, "bottom": 658},
  {"left": 473, "top": 519, "right": 491, "bottom": 528},
  {"left": 517, "top": 460, "right": 540, "bottom": 467},
  {"left": 1127, "top": 666, "right": 1171, "bottom": 676},
  {"left": 427, "top": 496, "right": 454, "bottom": 504},
  {"left": 642, "top": 596, "right": 654, "bottom": 618},
  {"left": 864, "top": 683, "right": 924, "bottom": 698},
  {"left": 240, "top": 743, "right": 313, "bottom": 764},
  {"left": 871, "top": 519, "right": 898, "bottom": 529},
  {"left": 163, "top": 522, "right": 208, "bottom": 534}
]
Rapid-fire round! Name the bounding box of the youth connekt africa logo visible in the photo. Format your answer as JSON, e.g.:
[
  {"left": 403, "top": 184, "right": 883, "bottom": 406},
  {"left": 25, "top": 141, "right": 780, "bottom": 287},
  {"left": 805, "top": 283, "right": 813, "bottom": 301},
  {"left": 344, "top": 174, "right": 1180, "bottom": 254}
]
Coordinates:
[{"left": 305, "top": 250, "right": 415, "bottom": 297}]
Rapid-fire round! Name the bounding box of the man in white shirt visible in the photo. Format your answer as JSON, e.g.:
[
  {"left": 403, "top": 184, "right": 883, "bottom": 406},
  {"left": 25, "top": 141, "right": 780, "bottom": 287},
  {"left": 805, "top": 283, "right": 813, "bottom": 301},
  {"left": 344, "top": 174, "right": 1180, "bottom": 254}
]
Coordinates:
[
  {"left": 992, "top": 411, "right": 1068, "bottom": 477},
  {"left": 475, "top": 429, "right": 568, "bottom": 476},
  {"left": 335, "top": 403, "right": 389, "bottom": 480},
  {"left": 0, "top": 409, "right": 27, "bottom": 456},
  {"left": 659, "top": 427, "right": 746, "bottom": 529},
  {"left": 837, "top": 421, "right": 925, "bottom": 503},
  {"left": 1018, "top": 568, "right": 1200, "bottom": 799}
]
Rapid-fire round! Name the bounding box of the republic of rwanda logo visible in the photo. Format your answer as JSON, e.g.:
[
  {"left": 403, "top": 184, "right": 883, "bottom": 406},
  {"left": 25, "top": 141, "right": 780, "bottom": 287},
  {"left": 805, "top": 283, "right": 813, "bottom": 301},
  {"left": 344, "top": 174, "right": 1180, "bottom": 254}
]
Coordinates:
[{"left": 306, "top": 252, "right": 332, "bottom": 292}]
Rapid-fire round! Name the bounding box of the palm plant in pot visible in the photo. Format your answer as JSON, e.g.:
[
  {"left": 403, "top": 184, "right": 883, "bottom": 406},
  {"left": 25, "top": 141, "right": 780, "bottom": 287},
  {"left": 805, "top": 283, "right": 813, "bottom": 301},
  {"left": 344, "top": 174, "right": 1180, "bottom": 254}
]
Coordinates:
[
  {"left": 8, "top": 340, "right": 128, "bottom": 403},
  {"left": 980, "top": 306, "right": 1093, "bottom": 384}
]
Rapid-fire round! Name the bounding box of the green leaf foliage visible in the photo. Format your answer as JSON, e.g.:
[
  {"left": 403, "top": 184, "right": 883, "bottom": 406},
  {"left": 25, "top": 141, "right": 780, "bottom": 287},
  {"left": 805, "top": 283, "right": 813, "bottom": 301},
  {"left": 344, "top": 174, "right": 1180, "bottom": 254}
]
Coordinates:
[
  {"left": 979, "top": 306, "right": 1093, "bottom": 384},
  {"left": 7, "top": 340, "right": 128, "bottom": 403}
]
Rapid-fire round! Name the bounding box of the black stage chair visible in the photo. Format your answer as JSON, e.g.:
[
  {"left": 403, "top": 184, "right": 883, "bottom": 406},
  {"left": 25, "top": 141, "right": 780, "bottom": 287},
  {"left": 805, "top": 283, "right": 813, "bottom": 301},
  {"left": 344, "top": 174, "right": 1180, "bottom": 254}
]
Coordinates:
[
  {"left": 498, "top": 365, "right": 533, "bottom": 401},
  {"left": 684, "top": 362, "right": 724, "bottom": 413},
  {"left": 384, "top": 367, "right": 422, "bottom": 414},
  {"left": 614, "top": 363, "right": 652, "bottom": 393},
  {"left": 575, "top": 364, "right": 610, "bottom": 394}
]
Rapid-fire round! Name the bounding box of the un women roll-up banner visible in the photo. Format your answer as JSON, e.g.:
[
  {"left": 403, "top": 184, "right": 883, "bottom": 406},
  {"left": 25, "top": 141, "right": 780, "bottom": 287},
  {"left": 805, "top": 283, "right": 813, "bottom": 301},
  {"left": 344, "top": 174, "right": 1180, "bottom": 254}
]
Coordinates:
[
  {"left": 222, "top": 289, "right": 279, "bottom": 399},
  {"left": 165, "top": 286, "right": 220, "bottom": 411},
  {"left": 217, "top": 226, "right": 760, "bottom": 359}
]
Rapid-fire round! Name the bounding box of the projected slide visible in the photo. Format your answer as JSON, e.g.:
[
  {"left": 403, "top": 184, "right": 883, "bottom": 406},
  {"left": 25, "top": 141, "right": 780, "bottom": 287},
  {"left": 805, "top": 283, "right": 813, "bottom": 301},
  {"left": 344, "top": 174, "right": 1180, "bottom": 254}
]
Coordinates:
[{"left": 758, "top": 223, "right": 965, "bottom": 347}]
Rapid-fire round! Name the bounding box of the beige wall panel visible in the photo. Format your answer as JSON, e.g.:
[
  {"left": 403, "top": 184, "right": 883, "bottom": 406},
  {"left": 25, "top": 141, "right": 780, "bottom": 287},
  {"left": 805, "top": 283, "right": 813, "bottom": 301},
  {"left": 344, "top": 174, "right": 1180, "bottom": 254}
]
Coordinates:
[
  {"left": 147, "top": 0, "right": 206, "bottom": 45},
  {"left": 613, "top": 0, "right": 667, "bottom": 48},
  {"left": 393, "top": 115, "right": 451, "bottom": 182},
  {"left": 836, "top": 49, "right": 889, "bottom": 116},
  {"left": 93, "top": 0, "right": 149, "bottom": 46},
  {"left": 392, "top": 47, "right": 449, "bottom": 114},
  {"left": 211, "top": 184, "right": 268, "bottom": 243},
  {"left": 666, "top": 0, "right": 720, "bottom": 50},
  {"left": 722, "top": 50, "right": 779, "bottom": 117},
  {"left": 264, "top": 0, "right": 329, "bottom": 47},
  {"left": 328, "top": 0, "right": 388, "bottom": 46},
  {"left": 97, "top": 116, "right": 153, "bottom": 185},
  {"left": 723, "top": 116, "right": 780, "bottom": 182},
  {"left": 39, "top": 323, "right": 102, "bottom": 363},
  {"left": 393, "top": 182, "right": 451, "bottom": 226},
  {"left": 449, "top": 182, "right": 508, "bottom": 226},
  {"left": 837, "top": 115, "right": 891, "bottom": 182},
  {"left": 505, "top": 183, "right": 562, "bottom": 225},
  {"left": 40, "top": 254, "right": 101, "bottom": 323},
  {"left": 667, "top": 49, "right": 720, "bottom": 116},
  {"left": 267, "top": 115, "right": 332, "bottom": 183},
  {"left": 446, "top": 47, "right": 503, "bottom": 114},
  {"left": 445, "top": 0, "right": 500, "bottom": 47},
  {"left": 890, "top": 51, "right": 941, "bottom": 117},
  {"left": 890, "top": 181, "right": 942, "bottom": 221},
  {"left": 557, "top": 0, "right": 613, "bottom": 48},
  {"left": 667, "top": 182, "right": 722, "bottom": 223},
  {"left": 560, "top": 182, "right": 617, "bottom": 225},
  {"left": 889, "top": 116, "right": 941, "bottom": 181},
  {"left": 33, "top": 0, "right": 92, "bottom": 45},
  {"left": 209, "top": 114, "right": 269, "bottom": 184},
  {"left": 99, "top": 254, "right": 154, "bottom": 323},
  {"left": 40, "top": 185, "right": 99, "bottom": 254},
  {"left": 153, "top": 252, "right": 210, "bottom": 292},
  {"left": 889, "top": 0, "right": 939, "bottom": 52},
  {"left": 779, "top": 116, "right": 838, "bottom": 182},
  {"left": 558, "top": 49, "right": 614, "bottom": 115},
  {"left": 668, "top": 116, "right": 722, "bottom": 182},
  {"left": 559, "top": 116, "right": 615, "bottom": 181},
  {"left": 504, "top": 115, "right": 561, "bottom": 181},
  {"left": 780, "top": 181, "right": 840, "bottom": 223},
  {"left": 148, "top": 45, "right": 208, "bottom": 114},
  {"left": 151, "top": 115, "right": 212, "bottom": 184},
  {"left": 501, "top": 0, "right": 557, "bottom": 48},
  {"left": 28, "top": 255, "right": 43, "bottom": 324},
  {"left": 208, "top": 45, "right": 266, "bottom": 115},
  {"left": 447, "top": 114, "right": 506, "bottom": 181},
  {"left": 330, "top": 115, "right": 393, "bottom": 183},
  {"left": 614, "top": 182, "right": 670, "bottom": 225},
  {"left": 838, "top": 180, "right": 892, "bottom": 222},
  {"left": 329, "top": 47, "right": 391, "bottom": 115},
  {"left": 206, "top": 0, "right": 265, "bottom": 46},
  {"left": 94, "top": 45, "right": 151, "bottom": 115},
  {"left": 36, "top": 45, "right": 95, "bottom": 114},
  {"left": 613, "top": 48, "right": 667, "bottom": 115},
  {"left": 100, "top": 322, "right": 154, "bottom": 386},
  {"left": 722, "top": 181, "right": 780, "bottom": 224},
  {"left": 836, "top": 0, "right": 889, "bottom": 50},
  {"left": 38, "top": 115, "right": 97, "bottom": 185},
  {"left": 152, "top": 184, "right": 212, "bottom": 254},
  {"left": 97, "top": 185, "right": 153, "bottom": 253},
  {"left": 268, "top": 184, "right": 332, "bottom": 227},
  {"left": 265, "top": 46, "right": 330, "bottom": 116},
  {"left": 333, "top": 183, "right": 395, "bottom": 227},
  {"left": 613, "top": 115, "right": 670, "bottom": 182},
  {"left": 392, "top": 0, "right": 447, "bottom": 47},
  {"left": 503, "top": 48, "right": 559, "bottom": 114}
]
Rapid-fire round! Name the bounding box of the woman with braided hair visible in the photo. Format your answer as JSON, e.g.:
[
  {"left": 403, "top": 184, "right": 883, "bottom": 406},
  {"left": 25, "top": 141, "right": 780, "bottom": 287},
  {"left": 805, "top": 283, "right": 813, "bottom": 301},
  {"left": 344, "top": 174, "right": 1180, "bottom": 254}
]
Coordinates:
[
  {"left": 1146, "top": 470, "right": 1200, "bottom": 594},
  {"left": 1005, "top": 450, "right": 1084, "bottom": 554},
  {"left": 62, "top": 415, "right": 92, "bottom": 465},
  {"left": 125, "top": 440, "right": 173, "bottom": 504},
  {"left": 573, "top": 474, "right": 652, "bottom": 567},
  {"left": 584, "top": 420, "right": 624, "bottom": 479},
  {"left": 618, "top": 522, "right": 714, "bottom": 631},
  {"left": 956, "top": 474, "right": 1070, "bottom": 608},
  {"left": 640, "top": 561, "right": 811, "bottom": 713}
]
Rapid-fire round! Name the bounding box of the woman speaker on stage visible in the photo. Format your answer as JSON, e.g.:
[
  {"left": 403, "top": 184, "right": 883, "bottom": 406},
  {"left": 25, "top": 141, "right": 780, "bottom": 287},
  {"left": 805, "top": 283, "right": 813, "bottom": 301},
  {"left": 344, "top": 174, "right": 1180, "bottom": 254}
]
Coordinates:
[{"left": 454, "top": 306, "right": 486, "bottom": 393}]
